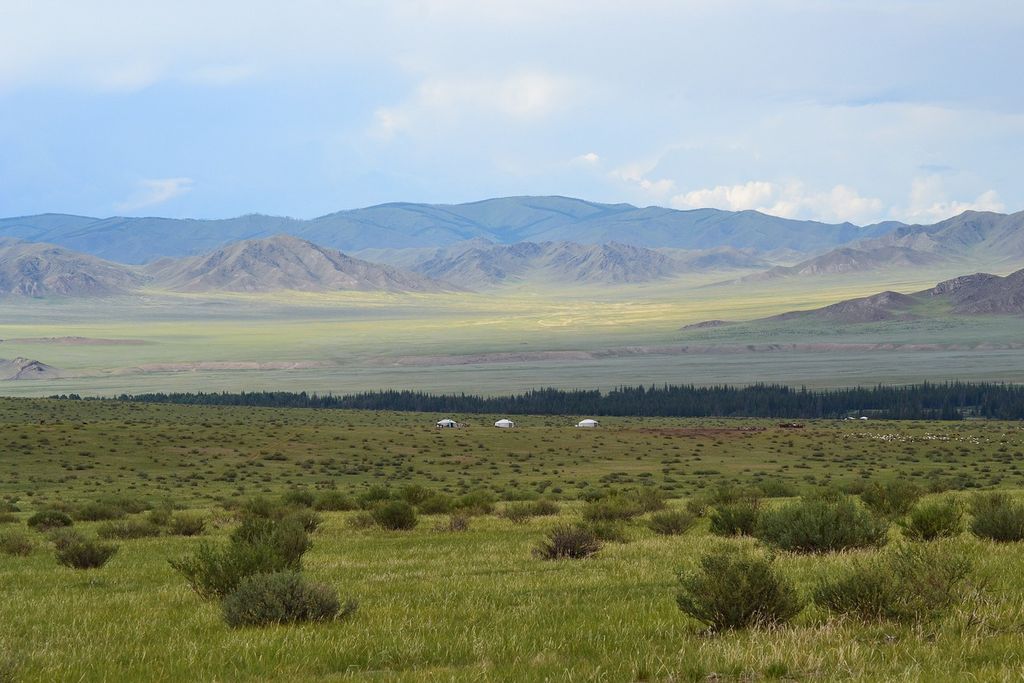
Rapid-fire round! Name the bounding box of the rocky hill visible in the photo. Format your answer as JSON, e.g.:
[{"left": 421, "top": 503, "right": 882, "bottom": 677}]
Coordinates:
[
  {"left": 922, "top": 269, "right": 1024, "bottom": 315},
  {"left": 145, "top": 235, "right": 454, "bottom": 293},
  {"left": 0, "top": 238, "right": 144, "bottom": 297},
  {"left": 748, "top": 266, "right": 1024, "bottom": 325},
  {"left": 0, "top": 357, "right": 64, "bottom": 380},
  {"left": 410, "top": 240, "right": 691, "bottom": 287}
]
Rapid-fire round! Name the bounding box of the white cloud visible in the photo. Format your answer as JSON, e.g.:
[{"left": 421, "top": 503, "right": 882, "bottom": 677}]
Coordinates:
[
  {"left": 574, "top": 152, "right": 600, "bottom": 165},
  {"left": 669, "top": 180, "right": 884, "bottom": 223},
  {"left": 608, "top": 161, "right": 676, "bottom": 199},
  {"left": 368, "top": 71, "right": 573, "bottom": 139},
  {"left": 895, "top": 176, "right": 1005, "bottom": 223},
  {"left": 115, "top": 178, "right": 194, "bottom": 212}
]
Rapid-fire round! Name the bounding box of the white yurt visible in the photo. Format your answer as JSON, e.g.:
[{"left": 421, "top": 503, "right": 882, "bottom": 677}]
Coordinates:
[
  {"left": 436, "top": 418, "right": 459, "bottom": 428},
  {"left": 494, "top": 418, "right": 515, "bottom": 428},
  {"left": 576, "top": 418, "right": 599, "bottom": 428}
]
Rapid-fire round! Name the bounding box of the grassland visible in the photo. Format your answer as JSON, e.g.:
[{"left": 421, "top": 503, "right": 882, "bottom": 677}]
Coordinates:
[
  {"left": 2, "top": 399, "right": 1024, "bottom": 681},
  {"left": 2, "top": 266, "right": 1023, "bottom": 397}
]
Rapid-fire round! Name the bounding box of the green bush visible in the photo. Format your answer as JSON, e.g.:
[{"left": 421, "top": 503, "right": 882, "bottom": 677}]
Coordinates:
[
  {"left": 357, "top": 486, "right": 392, "bottom": 509},
  {"left": 709, "top": 499, "right": 761, "bottom": 537},
  {"left": 222, "top": 571, "right": 357, "bottom": 628},
  {"left": 171, "top": 517, "right": 310, "bottom": 598},
  {"left": 755, "top": 495, "right": 889, "bottom": 553},
  {"left": 902, "top": 497, "right": 964, "bottom": 541},
  {"left": 814, "top": 543, "right": 973, "bottom": 622},
  {"left": 285, "top": 509, "right": 323, "bottom": 534},
  {"left": 861, "top": 480, "right": 923, "bottom": 518},
  {"left": 399, "top": 484, "right": 431, "bottom": 506},
  {"left": 281, "top": 488, "right": 316, "bottom": 508},
  {"left": 54, "top": 532, "right": 117, "bottom": 569},
  {"left": 417, "top": 494, "right": 453, "bottom": 515},
  {"left": 676, "top": 545, "right": 804, "bottom": 631},
  {"left": 27, "top": 510, "right": 73, "bottom": 531},
  {"left": 313, "top": 491, "right": 356, "bottom": 512},
  {"left": 634, "top": 488, "right": 667, "bottom": 513},
  {"left": 500, "top": 500, "right": 560, "bottom": 523},
  {"left": 72, "top": 501, "right": 127, "bottom": 522},
  {"left": 168, "top": 513, "right": 206, "bottom": 536},
  {"left": 97, "top": 519, "right": 162, "bottom": 540},
  {"left": 453, "top": 490, "right": 497, "bottom": 516},
  {"left": 0, "top": 512, "right": 18, "bottom": 525},
  {"left": 371, "top": 501, "right": 418, "bottom": 530},
  {"left": 970, "top": 492, "right": 1024, "bottom": 542},
  {"left": 147, "top": 507, "right": 173, "bottom": 526},
  {"left": 0, "top": 530, "right": 35, "bottom": 556},
  {"left": 648, "top": 509, "right": 697, "bottom": 536},
  {"left": 533, "top": 525, "right": 601, "bottom": 560},
  {"left": 582, "top": 494, "right": 644, "bottom": 522}
]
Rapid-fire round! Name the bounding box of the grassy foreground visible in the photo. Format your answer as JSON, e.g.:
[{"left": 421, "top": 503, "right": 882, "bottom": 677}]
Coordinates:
[{"left": 1, "top": 400, "right": 1023, "bottom": 680}]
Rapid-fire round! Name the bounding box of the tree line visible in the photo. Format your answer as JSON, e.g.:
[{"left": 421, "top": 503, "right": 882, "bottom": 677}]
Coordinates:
[{"left": 49, "top": 381, "right": 1024, "bottom": 420}]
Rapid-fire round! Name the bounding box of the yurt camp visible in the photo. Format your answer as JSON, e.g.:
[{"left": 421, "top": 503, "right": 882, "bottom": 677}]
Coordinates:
[
  {"left": 436, "top": 419, "right": 459, "bottom": 428},
  {"left": 494, "top": 418, "right": 515, "bottom": 428},
  {"left": 576, "top": 418, "right": 599, "bottom": 428}
]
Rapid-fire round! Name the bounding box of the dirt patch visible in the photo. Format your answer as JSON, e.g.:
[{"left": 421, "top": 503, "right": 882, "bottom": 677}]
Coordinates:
[
  {"left": 1, "top": 336, "right": 149, "bottom": 345},
  {"left": 632, "top": 427, "right": 766, "bottom": 438},
  {"left": 120, "top": 360, "right": 335, "bottom": 374}
]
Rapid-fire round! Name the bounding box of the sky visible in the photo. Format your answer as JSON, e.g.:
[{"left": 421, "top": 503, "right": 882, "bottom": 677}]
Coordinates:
[{"left": 1, "top": 0, "right": 1021, "bottom": 225}]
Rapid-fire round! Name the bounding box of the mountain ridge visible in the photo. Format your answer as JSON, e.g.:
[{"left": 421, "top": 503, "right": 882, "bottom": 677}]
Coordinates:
[{"left": 0, "top": 196, "right": 900, "bottom": 264}]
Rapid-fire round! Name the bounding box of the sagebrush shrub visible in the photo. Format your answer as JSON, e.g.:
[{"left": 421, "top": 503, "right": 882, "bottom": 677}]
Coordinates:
[
  {"left": 676, "top": 545, "right": 804, "bottom": 631},
  {"left": 500, "top": 500, "right": 560, "bottom": 523},
  {"left": 709, "top": 499, "right": 761, "bottom": 537},
  {"left": 97, "top": 519, "right": 162, "bottom": 540},
  {"left": 27, "top": 510, "right": 72, "bottom": 531},
  {"left": 72, "top": 501, "right": 126, "bottom": 522},
  {"left": 453, "top": 490, "right": 497, "bottom": 516},
  {"left": 417, "top": 494, "right": 453, "bottom": 515},
  {"left": 346, "top": 511, "right": 376, "bottom": 529},
  {"left": 281, "top": 489, "right": 316, "bottom": 508},
  {"left": 54, "top": 532, "right": 117, "bottom": 569},
  {"left": 861, "top": 480, "right": 923, "bottom": 518},
  {"left": 168, "top": 513, "right": 206, "bottom": 536},
  {"left": 0, "top": 530, "right": 34, "bottom": 556},
  {"left": 814, "top": 543, "right": 973, "bottom": 622},
  {"left": 755, "top": 495, "right": 889, "bottom": 553},
  {"left": 399, "top": 485, "right": 431, "bottom": 506},
  {"left": 314, "top": 491, "right": 356, "bottom": 512},
  {"left": 357, "top": 486, "right": 392, "bottom": 509},
  {"left": 433, "top": 513, "right": 470, "bottom": 532},
  {"left": 970, "top": 492, "right": 1024, "bottom": 542},
  {"left": 371, "top": 500, "right": 418, "bottom": 530},
  {"left": 648, "top": 509, "right": 697, "bottom": 536},
  {"left": 582, "top": 493, "right": 645, "bottom": 522},
  {"left": 147, "top": 507, "right": 173, "bottom": 526},
  {"left": 171, "top": 517, "right": 310, "bottom": 598},
  {"left": 902, "top": 497, "right": 964, "bottom": 541},
  {"left": 533, "top": 525, "right": 601, "bottom": 560},
  {"left": 222, "top": 571, "right": 356, "bottom": 628},
  {"left": 285, "top": 509, "right": 323, "bottom": 534}
]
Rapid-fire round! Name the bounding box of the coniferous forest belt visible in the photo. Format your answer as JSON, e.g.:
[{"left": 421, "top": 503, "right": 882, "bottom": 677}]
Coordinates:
[{"left": 48, "top": 382, "right": 1024, "bottom": 420}]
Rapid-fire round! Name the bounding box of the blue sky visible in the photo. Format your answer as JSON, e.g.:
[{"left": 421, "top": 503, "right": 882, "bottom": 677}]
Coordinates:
[{"left": 1, "top": 0, "right": 1021, "bottom": 225}]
